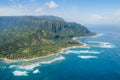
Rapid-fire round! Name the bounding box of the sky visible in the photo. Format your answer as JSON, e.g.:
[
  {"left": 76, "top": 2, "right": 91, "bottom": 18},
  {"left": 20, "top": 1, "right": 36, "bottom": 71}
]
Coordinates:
[{"left": 0, "top": 0, "right": 120, "bottom": 25}]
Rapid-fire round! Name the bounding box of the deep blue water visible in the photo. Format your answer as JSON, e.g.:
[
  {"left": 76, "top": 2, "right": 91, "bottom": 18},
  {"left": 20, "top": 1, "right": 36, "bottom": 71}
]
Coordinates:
[{"left": 0, "top": 26, "right": 120, "bottom": 80}]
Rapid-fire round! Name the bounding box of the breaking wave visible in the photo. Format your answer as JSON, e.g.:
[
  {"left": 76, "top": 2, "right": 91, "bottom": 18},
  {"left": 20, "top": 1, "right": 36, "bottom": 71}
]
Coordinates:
[
  {"left": 17, "top": 55, "right": 65, "bottom": 70},
  {"left": 99, "top": 42, "right": 115, "bottom": 48},
  {"left": 33, "top": 69, "right": 40, "bottom": 74},
  {"left": 18, "top": 63, "right": 40, "bottom": 70},
  {"left": 9, "top": 65, "right": 18, "bottom": 68},
  {"left": 78, "top": 50, "right": 100, "bottom": 54},
  {"left": 86, "top": 41, "right": 115, "bottom": 48},
  {"left": 40, "top": 55, "right": 65, "bottom": 64},
  {"left": 64, "top": 50, "right": 100, "bottom": 54},
  {"left": 13, "top": 70, "right": 28, "bottom": 76},
  {"left": 78, "top": 55, "right": 98, "bottom": 59}
]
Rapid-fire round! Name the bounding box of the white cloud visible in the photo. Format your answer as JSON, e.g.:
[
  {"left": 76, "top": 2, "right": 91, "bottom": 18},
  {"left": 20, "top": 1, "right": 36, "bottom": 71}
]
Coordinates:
[
  {"left": 81, "top": 14, "right": 107, "bottom": 24},
  {"left": 46, "top": 0, "right": 58, "bottom": 9},
  {"left": 35, "top": 8, "right": 43, "bottom": 14},
  {"left": 90, "top": 14, "right": 105, "bottom": 21},
  {"left": 0, "top": 6, "right": 25, "bottom": 16},
  {"left": 88, "top": 11, "right": 120, "bottom": 25},
  {"left": 54, "top": 5, "right": 120, "bottom": 25},
  {"left": 74, "top": 9, "right": 120, "bottom": 25},
  {"left": 1, "top": 0, "right": 120, "bottom": 25}
]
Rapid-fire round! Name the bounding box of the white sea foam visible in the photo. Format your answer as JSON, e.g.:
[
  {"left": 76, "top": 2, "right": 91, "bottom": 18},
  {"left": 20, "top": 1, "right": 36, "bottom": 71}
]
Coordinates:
[
  {"left": 64, "top": 50, "right": 100, "bottom": 54},
  {"left": 78, "top": 50, "right": 100, "bottom": 54},
  {"left": 9, "top": 65, "right": 18, "bottom": 68},
  {"left": 17, "top": 56, "right": 65, "bottom": 70},
  {"left": 99, "top": 42, "right": 115, "bottom": 48},
  {"left": 78, "top": 55, "right": 98, "bottom": 59},
  {"left": 33, "top": 69, "right": 40, "bottom": 74},
  {"left": 64, "top": 50, "right": 77, "bottom": 54},
  {"left": 86, "top": 41, "right": 115, "bottom": 48},
  {"left": 13, "top": 70, "right": 28, "bottom": 76},
  {"left": 40, "top": 55, "right": 65, "bottom": 64},
  {"left": 19, "top": 63, "right": 40, "bottom": 70}
]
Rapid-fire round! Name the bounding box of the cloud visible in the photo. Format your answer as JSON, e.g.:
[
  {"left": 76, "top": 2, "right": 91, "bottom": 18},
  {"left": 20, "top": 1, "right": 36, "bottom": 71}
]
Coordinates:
[
  {"left": 0, "top": 6, "right": 25, "bottom": 16},
  {"left": 90, "top": 14, "right": 105, "bottom": 21},
  {"left": 1, "top": 1, "right": 120, "bottom": 25},
  {"left": 87, "top": 11, "right": 120, "bottom": 25},
  {"left": 35, "top": 8, "right": 43, "bottom": 14},
  {"left": 73, "top": 9, "right": 120, "bottom": 25},
  {"left": 46, "top": 0, "right": 58, "bottom": 9},
  {"left": 1, "top": 0, "right": 59, "bottom": 16},
  {"left": 81, "top": 14, "right": 106, "bottom": 24}
]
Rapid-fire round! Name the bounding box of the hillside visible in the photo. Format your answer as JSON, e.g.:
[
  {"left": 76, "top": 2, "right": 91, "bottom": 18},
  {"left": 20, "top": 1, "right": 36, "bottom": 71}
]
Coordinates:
[{"left": 0, "top": 16, "right": 95, "bottom": 60}]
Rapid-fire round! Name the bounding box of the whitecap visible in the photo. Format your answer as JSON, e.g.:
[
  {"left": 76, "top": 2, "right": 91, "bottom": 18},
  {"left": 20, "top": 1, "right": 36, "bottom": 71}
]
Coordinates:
[
  {"left": 64, "top": 50, "right": 100, "bottom": 54},
  {"left": 99, "top": 42, "right": 115, "bottom": 48},
  {"left": 78, "top": 55, "right": 98, "bottom": 59},
  {"left": 17, "top": 56, "right": 65, "bottom": 70},
  {"left": 78, "top": 50, "right": 100, "bottom": 54},
  {"left": 64, "top": 50, "right": 77, "bottom": 54},
  {"left": 33, "top": 69, "right": 40, "bottom": 74},
  {"left": 19, "top": 63, "right": 40, "bottom": 70},
  {"left": 9, "top": 65, "right": 18, "bottom": 68},
  {"left": 13, "top": 70, "right": 28, "bottom": 76},
  {"left": 40, "top": 55, "right": 65, "bottom": 64},
  {"left": 86, "top": 41, "right": 115, "bottom": 48}
]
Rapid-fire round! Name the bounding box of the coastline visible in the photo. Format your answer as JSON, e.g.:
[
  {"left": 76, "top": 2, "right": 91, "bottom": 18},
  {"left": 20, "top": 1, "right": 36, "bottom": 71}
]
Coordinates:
[
  {"left": 2, "top": 43, "right": 88, "bottom": 63},
  {"left": 2, "top": 34, "right": 96, "bottom": 63}
]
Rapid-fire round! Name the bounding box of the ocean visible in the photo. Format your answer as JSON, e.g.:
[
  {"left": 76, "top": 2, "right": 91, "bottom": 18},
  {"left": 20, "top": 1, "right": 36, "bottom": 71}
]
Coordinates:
[{"left": 0, "top": 26, "right": 120, "bottom": 80}]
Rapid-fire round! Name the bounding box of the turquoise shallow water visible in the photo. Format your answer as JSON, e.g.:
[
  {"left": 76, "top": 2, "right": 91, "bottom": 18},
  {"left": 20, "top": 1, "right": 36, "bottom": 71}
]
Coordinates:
[{"left": 0, "top": 27, "right": 120, "bottom": 80}]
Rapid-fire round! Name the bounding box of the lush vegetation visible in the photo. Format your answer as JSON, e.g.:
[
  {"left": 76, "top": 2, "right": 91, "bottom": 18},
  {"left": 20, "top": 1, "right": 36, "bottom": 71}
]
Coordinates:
[{"left": 0, "top": 16, "right": 95, "bottom": 60}]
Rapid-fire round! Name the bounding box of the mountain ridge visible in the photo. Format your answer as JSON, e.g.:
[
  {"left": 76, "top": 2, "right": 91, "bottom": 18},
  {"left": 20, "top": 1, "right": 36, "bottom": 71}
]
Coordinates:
[{"left": 0, "top": 16, "right": 95, "bottom": 60}]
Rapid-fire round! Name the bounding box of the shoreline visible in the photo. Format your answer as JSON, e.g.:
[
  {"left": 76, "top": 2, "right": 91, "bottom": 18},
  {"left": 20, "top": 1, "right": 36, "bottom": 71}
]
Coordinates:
[
  {"left": 1, "top": 34, "right": 95, "bottom": 63},
  {"left": 2, "top": 43, "right": 88, "bottom": 63}
]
